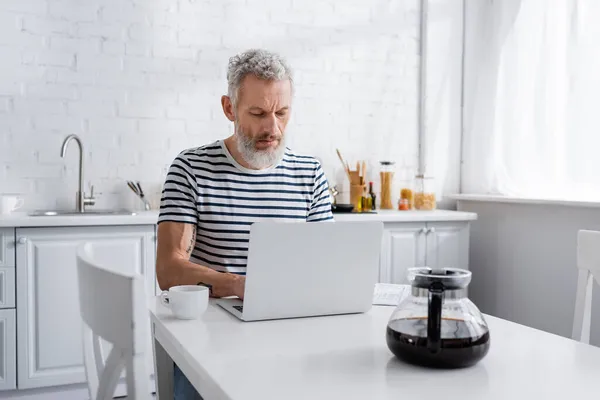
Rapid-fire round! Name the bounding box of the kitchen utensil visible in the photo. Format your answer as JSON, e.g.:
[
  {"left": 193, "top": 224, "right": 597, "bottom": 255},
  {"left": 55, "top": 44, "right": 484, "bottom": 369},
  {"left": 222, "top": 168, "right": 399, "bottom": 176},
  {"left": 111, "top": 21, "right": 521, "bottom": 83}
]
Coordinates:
[
  {"left": 127, "top": 181, "right": 138, "bottom": 195},
  {"left": 357, "top": 162, "right": 363, "bottom": 185},
  {"left": 336, "top": 149, "right": 352, "bottom": 181},
  {"left": 349, "top": 171, "right": 361, "bottom": 185},
  {"left": 331, "top": 203, "right": 355, "bottom": 213},
  {"left": 350, "top": 183, "right": 365, "bottom": 212},
  {"left": 126, "top": 181, "right": 151, "bottom": 211},
  {"left": 137, "top": 182, "right": 151, "bottom": 211},
  {"left": 136, "top": 181, "right": 144, "bottom": 196},
  {"left": 386, "top": 267, "right": 490, "bottom": 368},
  {"left": 329, "top": 186, "right": 339, "bottom": 206},
  {"left": 361, "top": 161, "right": 367, "bottom": 185}
]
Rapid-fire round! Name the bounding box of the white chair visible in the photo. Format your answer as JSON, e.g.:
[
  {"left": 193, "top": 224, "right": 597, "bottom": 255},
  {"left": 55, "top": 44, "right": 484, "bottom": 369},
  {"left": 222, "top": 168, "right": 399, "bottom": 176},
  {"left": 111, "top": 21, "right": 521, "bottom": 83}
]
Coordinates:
[
  {"left": 76, "top": 243, "right": 153, "bottom": 400},
  {"left": 572, "top": 230, "right": 600, "bottom": 344}
]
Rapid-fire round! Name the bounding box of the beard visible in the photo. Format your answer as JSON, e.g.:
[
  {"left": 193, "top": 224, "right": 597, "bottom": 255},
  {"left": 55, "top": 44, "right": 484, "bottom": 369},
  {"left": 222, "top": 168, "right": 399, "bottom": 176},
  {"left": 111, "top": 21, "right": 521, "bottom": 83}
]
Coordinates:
[{"left": 234, "top": 124, "right": 286, "bottom": 169}]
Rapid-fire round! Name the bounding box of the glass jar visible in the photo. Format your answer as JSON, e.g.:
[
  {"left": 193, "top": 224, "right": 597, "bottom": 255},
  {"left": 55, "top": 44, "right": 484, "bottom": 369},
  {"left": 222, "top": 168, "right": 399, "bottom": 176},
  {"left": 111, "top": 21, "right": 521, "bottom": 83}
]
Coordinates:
[
  {"left": 386, "top": 268, "right": 490, "bottom": 368},
  {"left": 379, "top": 161, "right": 395, "bottom": 210},
  {"left": 398, "top": 198, "right": 410, "bottom": 211},
  {"left": 414, "top": 175, "right": 436, "bottom": 210},
  {"left": 399, "top": 179, "right": 414, "bottom": 210}
]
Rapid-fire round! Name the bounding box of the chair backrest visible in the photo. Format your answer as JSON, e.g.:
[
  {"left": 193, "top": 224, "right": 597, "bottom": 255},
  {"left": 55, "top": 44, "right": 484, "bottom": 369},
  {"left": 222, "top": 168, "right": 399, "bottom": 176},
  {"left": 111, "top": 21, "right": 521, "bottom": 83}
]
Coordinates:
[
  {"left": 76, "top": 243, "right": 151, "bottom": 400},
  {"left": 572, "top": 230, "right": 600, "bottom": 344}
]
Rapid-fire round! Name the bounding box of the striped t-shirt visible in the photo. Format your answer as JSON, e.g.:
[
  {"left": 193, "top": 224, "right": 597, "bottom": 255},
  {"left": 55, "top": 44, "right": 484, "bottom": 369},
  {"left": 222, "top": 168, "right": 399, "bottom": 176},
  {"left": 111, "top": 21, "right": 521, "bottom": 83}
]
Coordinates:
[{"left": 158, "top": 140, "right": 334, "bottom": 274}]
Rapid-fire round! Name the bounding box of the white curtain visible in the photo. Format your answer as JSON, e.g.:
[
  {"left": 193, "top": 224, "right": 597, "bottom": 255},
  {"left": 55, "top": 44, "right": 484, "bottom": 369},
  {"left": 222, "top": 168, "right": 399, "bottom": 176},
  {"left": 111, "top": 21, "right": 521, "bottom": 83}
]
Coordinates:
[{"left": 462, "top": 0, "right": 600, "bottom": 200}]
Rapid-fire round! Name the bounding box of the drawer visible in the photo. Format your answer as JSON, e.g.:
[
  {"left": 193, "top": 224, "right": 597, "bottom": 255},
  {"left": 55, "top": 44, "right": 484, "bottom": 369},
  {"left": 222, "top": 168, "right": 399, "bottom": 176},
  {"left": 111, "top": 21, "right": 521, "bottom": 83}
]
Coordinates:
[
  {"left": 0, "top": 229, "right": 15, "bottom": 268},
  {"left": 0, "top": 268, "right": 15, "bottom": 309},
  {"left": 0, "top": 309, "right": 16, "bottom": 390}
]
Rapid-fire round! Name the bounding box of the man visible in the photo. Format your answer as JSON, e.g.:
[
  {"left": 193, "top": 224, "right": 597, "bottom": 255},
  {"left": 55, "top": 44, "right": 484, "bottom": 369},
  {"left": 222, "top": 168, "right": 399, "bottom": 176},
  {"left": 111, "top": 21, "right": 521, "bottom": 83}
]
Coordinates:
[{"left": 156, "top": 49, "right": 334, "bottom": 399}]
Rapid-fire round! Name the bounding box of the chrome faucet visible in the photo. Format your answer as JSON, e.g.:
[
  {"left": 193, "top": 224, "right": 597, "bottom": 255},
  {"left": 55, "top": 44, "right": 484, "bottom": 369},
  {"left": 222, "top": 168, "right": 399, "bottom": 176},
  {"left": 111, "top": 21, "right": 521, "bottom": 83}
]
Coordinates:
[{"left": 60, "top": 134, "right": 95, "bottom": 213}]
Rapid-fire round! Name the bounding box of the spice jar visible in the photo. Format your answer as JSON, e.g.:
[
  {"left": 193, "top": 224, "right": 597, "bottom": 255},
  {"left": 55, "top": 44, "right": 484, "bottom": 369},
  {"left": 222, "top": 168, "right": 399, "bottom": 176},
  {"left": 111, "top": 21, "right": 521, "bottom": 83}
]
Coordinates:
[
  {"left": 398, "top": 198, "right": 410, "bottom": 211},
  {"left": 414, "top": 175, "right": 436, "bottom": 210},
  {"left": 379, "top": 161, "right": 395, "bottom": 210},
  {"left": 399, "top": 177, "right": 414, "bottom": 210}
]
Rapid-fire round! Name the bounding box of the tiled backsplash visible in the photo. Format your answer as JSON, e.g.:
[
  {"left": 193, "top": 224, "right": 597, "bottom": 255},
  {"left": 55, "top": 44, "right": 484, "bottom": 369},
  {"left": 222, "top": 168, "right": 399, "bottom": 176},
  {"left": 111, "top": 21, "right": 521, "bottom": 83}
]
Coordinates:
[{"left": 0, "top": 0, "right": 427, "bottom": 211}]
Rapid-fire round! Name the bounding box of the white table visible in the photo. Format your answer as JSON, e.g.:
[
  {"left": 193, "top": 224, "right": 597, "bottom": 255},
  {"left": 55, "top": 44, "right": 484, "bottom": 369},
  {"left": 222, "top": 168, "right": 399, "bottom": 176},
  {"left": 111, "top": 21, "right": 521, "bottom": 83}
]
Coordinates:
[{"left": 150, "top": 298, "right": 600, "bottom": 400}]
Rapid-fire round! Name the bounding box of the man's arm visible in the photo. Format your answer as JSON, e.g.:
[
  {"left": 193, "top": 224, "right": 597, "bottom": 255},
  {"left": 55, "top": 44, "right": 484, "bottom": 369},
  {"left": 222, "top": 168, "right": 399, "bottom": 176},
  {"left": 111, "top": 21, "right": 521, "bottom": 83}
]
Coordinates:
[
  {"left": 156, "top": 221, "right": 245, "bottom": 298},
  {"left": 307, "top": 161, "right": 334, "bottom": 222}
]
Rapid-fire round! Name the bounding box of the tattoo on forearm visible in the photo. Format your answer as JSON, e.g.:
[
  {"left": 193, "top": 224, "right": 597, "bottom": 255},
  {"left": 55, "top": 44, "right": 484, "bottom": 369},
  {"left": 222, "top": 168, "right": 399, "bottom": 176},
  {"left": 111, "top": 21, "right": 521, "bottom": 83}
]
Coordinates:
[{"left": 186, "top": 225, "right": 196, "bottom": 255}]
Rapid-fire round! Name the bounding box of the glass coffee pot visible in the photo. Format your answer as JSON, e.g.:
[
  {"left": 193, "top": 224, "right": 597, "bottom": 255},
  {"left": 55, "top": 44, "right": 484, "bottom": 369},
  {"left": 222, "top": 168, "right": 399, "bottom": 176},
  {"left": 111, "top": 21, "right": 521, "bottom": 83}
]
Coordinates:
[{"left": 386, "top": 268, "right": 490, "bottom": 368}]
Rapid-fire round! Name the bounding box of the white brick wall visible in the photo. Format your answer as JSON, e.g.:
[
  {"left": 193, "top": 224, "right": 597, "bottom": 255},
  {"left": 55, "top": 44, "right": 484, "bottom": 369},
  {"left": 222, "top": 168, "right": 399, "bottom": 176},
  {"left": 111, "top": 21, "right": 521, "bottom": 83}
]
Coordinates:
[{"left": 0, "top": 0, "right": 433, "bottom": 212}]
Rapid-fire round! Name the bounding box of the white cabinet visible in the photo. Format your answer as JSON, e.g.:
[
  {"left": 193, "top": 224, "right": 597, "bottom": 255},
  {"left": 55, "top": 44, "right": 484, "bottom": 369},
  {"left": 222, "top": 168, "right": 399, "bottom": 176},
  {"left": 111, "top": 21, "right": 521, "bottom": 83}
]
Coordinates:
[
  {"left": 0, "top": 268, "right": 15, "bottom": 309},
  {"left": 0, "top": 229, "right": 15, "bottom": 268},
  {"left": 0, "top": 228, "right": 16, "bottom": 392},
  {"left": 0, "top": 228, "right": 16, "bottom": 309},
  {"left": 426, "top": 222, "right": 469, "bottom": 271},
  {"left": 380, "top": 221, "right": 470, "bottom": 285},
  {"left": 380, "top": 223, "right": 426, "bottom": 284},
  {"left": 0, "top": 309, "right": 16, "bottom": 390},
  {"left": 15, "top": 225, "right": 156, "bottom": 390}
]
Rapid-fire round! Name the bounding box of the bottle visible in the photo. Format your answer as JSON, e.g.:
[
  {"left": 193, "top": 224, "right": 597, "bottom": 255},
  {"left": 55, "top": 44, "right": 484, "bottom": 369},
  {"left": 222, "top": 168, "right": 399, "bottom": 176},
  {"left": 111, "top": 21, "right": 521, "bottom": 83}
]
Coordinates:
[
  {"left": 361, "top": 186, "right": 370, "bottom": 212},
  {"left": 369, "top": 181, "right": 376, "bottom": 210}
]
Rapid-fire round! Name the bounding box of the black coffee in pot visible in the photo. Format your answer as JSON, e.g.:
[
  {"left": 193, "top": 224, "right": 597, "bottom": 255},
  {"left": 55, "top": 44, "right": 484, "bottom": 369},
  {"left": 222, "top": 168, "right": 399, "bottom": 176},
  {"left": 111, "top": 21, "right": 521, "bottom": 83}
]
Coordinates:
[{"left": 386, "top": 317, "right": 490, "bottom": 368}]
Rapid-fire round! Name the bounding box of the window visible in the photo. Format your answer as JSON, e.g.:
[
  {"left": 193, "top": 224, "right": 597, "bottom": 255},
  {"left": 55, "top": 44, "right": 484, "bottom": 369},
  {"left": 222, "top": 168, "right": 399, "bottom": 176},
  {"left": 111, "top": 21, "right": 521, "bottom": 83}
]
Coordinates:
[{"left": 462, "top": 0, "right": 600, "bottom": 201}]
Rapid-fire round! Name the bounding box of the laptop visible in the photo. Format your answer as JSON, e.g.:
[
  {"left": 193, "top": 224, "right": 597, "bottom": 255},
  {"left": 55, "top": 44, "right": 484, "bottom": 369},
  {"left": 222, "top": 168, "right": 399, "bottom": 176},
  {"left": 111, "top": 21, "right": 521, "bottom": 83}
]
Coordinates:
[{"left": 216, "top": 220, "right": 384, "bottom": 321}]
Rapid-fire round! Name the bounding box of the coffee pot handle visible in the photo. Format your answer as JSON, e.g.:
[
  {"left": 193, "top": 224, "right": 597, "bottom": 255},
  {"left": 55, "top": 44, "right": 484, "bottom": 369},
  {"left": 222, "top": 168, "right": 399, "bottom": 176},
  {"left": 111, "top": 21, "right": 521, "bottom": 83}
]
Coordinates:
[{"left": 427, "top": 282, "right": 444, "bottom": 354}]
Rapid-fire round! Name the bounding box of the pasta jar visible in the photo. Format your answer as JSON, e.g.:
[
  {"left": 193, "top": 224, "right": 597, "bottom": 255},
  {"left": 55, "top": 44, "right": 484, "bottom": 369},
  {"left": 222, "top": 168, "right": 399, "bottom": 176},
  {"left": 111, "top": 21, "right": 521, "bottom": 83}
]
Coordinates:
[
  {"left": 414, "top": 175, "right": 436, "bottom": 210},
  {"left": 379, "top": 161, "right": 396, "bottom": 210}
]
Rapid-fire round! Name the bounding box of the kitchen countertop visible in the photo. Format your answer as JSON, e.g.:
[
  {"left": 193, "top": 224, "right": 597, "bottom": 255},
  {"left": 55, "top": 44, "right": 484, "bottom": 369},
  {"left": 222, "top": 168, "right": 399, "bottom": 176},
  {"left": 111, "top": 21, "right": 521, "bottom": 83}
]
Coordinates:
[
  {"left": 333, "top": 209, "right": 477, "bottom": 222},
  {"left": 451, "top": 193, "right": 600, "bottom": 209},
  {"left": 0, "top": 210, "right": 160, "bottom": 228},
  {"left": 0, "top": 209, "right": 476, "bottom": 228}
]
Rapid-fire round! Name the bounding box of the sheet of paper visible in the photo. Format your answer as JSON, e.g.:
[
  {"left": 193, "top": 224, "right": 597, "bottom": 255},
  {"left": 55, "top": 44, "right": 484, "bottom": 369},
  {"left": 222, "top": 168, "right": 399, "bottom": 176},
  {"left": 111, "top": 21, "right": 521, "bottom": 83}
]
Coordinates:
[{"left": 372, "top": 283, "right": 410, "bottom": 306}]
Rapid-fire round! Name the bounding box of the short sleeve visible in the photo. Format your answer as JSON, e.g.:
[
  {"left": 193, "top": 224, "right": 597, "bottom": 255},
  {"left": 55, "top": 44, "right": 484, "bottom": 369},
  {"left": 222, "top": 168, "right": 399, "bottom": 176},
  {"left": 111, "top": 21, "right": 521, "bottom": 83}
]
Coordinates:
[
  {"left": 307, "top": 162, "right": 334, "bottom": 222},
  {"left": 158, "top": 152, "right": 198, "bottom": 225}
]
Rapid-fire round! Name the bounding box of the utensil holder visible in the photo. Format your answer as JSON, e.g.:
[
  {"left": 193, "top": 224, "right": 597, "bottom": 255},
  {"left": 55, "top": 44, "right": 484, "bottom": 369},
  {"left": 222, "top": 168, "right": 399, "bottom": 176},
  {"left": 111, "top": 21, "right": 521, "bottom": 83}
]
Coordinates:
[{"left": 350, "top": 184, "right": 365, "bottom": 212}]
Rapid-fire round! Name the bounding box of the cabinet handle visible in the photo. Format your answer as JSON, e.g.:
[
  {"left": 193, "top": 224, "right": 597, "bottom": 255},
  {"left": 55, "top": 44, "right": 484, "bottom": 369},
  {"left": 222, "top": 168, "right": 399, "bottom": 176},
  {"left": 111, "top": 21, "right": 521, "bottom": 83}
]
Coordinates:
[
  {"left": 428, "top": 227, "right": 436, "bottom": 234},
  {"left": 18, "top": 237, "right": 27, "bottom": 244},
  {"left": 420, "top": 227, "right": 427, "bottom": 234}
]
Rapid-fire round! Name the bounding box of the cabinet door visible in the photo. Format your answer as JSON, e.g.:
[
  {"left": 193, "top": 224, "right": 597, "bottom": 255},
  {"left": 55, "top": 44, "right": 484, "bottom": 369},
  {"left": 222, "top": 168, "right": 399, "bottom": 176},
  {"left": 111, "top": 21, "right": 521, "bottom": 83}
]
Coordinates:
[
  {"left": 0, "top": 309, "right": 16, "bottom": 391},
  {"left": 425, "top": 222, "right": 470, "bottom": 271},
  {"left": 0, "top": 268, "right": 15, "bottom": 309},
  {"left": 0, "top": 229, "right": 15, "bottom": 268},
  {"left": 381, "top": 223, "right": 427, "bottom": 284},
  {"left": 0, "top": 229, "right": 16, "bottom": 309},
  {"left": 15, "top": 225, "right": 155, "bottom": 389}
]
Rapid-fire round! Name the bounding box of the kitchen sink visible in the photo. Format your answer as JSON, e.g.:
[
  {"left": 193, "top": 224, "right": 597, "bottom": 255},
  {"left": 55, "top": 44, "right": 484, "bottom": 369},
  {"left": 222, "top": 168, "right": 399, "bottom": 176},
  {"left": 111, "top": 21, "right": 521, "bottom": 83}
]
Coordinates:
[{"left": 29, "top": 209, "right": 137, "bottom": 216}]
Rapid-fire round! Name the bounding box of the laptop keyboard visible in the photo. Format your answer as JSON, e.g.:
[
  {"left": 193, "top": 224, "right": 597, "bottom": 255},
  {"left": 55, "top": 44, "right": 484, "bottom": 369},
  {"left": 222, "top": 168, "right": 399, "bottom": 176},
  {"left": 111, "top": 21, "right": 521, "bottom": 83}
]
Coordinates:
[{"left": 233, "top": 305, "right": 243, "bottom": 312}]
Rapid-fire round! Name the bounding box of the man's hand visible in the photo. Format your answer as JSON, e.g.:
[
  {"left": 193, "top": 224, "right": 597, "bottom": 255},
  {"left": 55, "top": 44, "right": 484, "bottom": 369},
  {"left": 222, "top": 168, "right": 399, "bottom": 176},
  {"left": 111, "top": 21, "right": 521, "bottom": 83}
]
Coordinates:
[
  {"left": 232, "top": 274, "right": 246, "bottom": 299},
  {"left": 157, "top": 222, "right": 245, "bottom": 299},
  {"left": 211, "top": 273, "right": 246, "bottom": 299}
]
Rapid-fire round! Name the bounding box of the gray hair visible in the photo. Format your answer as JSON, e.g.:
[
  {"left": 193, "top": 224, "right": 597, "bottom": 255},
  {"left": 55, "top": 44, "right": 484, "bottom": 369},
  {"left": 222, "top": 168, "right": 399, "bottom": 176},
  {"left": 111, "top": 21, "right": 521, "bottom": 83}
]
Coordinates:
[{"left": 226, "top": 49, "right": 293, "bottom": 107}]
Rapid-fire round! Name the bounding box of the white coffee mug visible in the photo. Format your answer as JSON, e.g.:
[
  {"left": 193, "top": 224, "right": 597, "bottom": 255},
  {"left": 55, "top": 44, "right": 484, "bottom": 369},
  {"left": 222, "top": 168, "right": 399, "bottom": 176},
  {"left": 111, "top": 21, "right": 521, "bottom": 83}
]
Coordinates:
[
  {"left": 160, "top": 285, "right": 209, "bottom": 320},
  {"left": 0, "top": 195, "right": 24, "bottom": 215}
]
